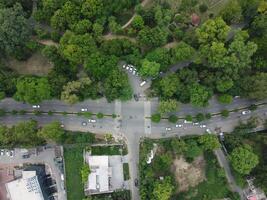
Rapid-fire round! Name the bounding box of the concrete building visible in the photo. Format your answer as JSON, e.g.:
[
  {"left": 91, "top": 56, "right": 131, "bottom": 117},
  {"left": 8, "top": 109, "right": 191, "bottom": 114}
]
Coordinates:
[{"left": 5, "top": 171, "right": 44, "bottom": 200}]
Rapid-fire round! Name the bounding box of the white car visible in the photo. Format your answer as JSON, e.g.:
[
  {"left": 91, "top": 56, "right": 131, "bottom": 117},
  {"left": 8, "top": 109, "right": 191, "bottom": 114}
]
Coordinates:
[
  {"left": 81, "top": 121, "right": 87, "bottom": 126},
  {"left": 242, "top": 110, "right": 251, "bottom": 115},
  {"left": 88, "top": 119, "right": 96, "bottom": 123},
  {"left": 176, "top": 124, "right": 183, "bottom": 128},
  {"left": 193, "top": 122, "right": 199, "bottom": 125},
  {"left": 0, "top": 149, "right": 4, "bottom": 156},
  {"left": 60, "top": 124, "right": 65, "bottom": 128},
  {"left": 200, "top": 124, "right": 207, "bottom": 128},
  {"left": 206, "top": 128, "right": 212, "bottom": 134},
  {"left": 10, "top": 150, "right": 14, "bottom": 158},
  {"left": 122, "top": 64, "right": 127, "bottom": 69},
  {"left": 32, "top": 105, "right": 40, "bottom": 108},
  {"left": 5, "top": 150, "right": 10, "bottom": 156},
  {"left": 129, "top": 67, "right": 133, "bottom": 72},
  {"left": 81, "top": 108, "right": 88, "bottom": 112},
  {"left": 133, "top": 70, "right": 136, "bottom": 75},
  {"left": 126, "top": 66, "right": 129, "bottom": 70},
  {"left": 184, "top": 120, "right": 192, "bottom": 124},
  {"left": 140, "top": 81, "right": 147, "bottom": 87},
  {"left": 165, "top": 127, "right": 172, "bottom": 131}
]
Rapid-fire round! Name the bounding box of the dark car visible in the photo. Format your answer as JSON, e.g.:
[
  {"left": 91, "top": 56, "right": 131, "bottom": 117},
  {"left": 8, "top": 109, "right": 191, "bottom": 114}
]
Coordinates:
[
  {"left": 133, "top": 94, "right": 139, "bottom": 101},
  {"left": 134, "top": 179, "right": 139, "bottom": 187},
  {"left": 22, "top": 154, "right": 30, "bottom": 159}
]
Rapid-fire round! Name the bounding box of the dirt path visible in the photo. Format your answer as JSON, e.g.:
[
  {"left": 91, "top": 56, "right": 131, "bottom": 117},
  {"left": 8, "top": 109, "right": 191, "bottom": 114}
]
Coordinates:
[
  {"left": 163, "top": 41, "right": 179, "bottom": 49},
  {"left": 38, "top": 39, "right": 59, "bottom": 47},
  {"left": 103, "top": 34, "right": 137, "bottom": 43}
]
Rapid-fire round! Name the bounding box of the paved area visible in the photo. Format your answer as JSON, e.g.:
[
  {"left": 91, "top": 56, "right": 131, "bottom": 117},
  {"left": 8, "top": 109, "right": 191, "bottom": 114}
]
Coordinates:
[
  {"left": 0, "top": 164, "right": 16, "bottom": 200},
  {"left": 109, "top": 156, "right": 126, "bottom": 190},
  {"left": 0, "top": 147, "right": 67, "bottom": 200}
]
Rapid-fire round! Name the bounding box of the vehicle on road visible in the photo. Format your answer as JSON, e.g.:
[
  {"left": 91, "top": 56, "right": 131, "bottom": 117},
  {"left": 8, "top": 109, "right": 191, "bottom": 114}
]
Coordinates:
[
  {"left": 165, "top": 127, "right": 172, "bottom": 131},
  {"left": 10, "top": 150, "right": 14, "bottom": 157},
  {"left": 129, "top": 67, "right": 133, "bottom": 72},
  {"left": 175, "top": 124, "right": 183, "bottom": 128},
  {"left": 22, "top": 154, "right": 30, "bottom": 159},
  {"left": 241, "top": 110, "right": 251, "bottom": 115},
  {"left": 122, "top": 64, "right": 126, "bottom": 69},
  {"left": 0, "top": 149, "right": 4, "bottom": 156},
  {"left": 126, "top": 66, "right": 129, "bottom": 70},
  {"left": 133, "top": 94, "right": 139, "bottom": 101},
  {"left": 219, "top": 132, "right": 224, "bottom": 141},
  {"left": 140, "top": 81, "right": 147, "bottom": 87},
  {"left": 184, "top": 120, "right": 192, "bottom": 124},
  {"left": 88, "top": 119, "right": 96, "bottom": 123},
  {"left": 193, "top": 122, "right": 199, "bottom": 125},
  {"left": 134, "top": 179, "right": 139, "bottom": 187},
  {"left": 81, "top": 121, "right": 87, "bottom": 126},
  {"left": 133, "top": 70, "right": 136, "bottom": 75},
  {"left": 60, "top": 124, "right": 64, "bottom": 128},
  {"left": 81, "top": 108, "right": 88, "bottom": 112},
  {"left": 32, "top": 105, "right": 40, "bottom": 108},
  {"left": 5, "top": 150, "right": 10, "bottom": 156},
  {"left": 200, "top": 124, "right": 207, "bottom": 128},
  {"left": 206, "top": 128, "right": 212, "bottom": 134}
]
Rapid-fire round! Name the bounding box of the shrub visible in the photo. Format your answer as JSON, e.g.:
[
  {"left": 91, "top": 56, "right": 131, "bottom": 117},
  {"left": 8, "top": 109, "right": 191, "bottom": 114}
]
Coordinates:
[
  {"left": 195, "top": 113, "right": 205, "bottom": 122},
  {"left": 248, "top": 104, "right": 257, "bottom": 111},
  {"left": 48, "top": 111, "right": 53, "bottom": 116},
  {"left": 205, "top": 113, "right": 212, "bottom": 119},
  {"left": 168, "top": 114, "right": 178, "bottom": 123},
  {"left": 11, "top": 110, "right": 18, "bottom": 115},
  {"left": 199, "top": 3, "right": 208, "bottom": 13},
  {"left": 34, "top": 110, "right": 41, "bottom": 115},
  {"left": 96, "top": 112, "right": 104, "bottom": 119},
  {"left": 185, "top": 114, "right": 193, "bottom": 122},
  {"left": 221, "top": 109, "right": 229, "bottom": 118},
  {"left": 0, "top": 109, "right": 6, "bottom": 116},
  {"left": 83, "top": 112, "right": 92, "bottom": 118},
  {"left": 151, "top": 113, "right": 161, "bottom": 123},
  {"left": 19, "top": 110, "right": 26, "bottom": 115},
  {"left": 218, "top": 94, "right": 233, "bottom": 104},
  {"left": 112, "top": 114, "right": 117, "bottom": 118}
]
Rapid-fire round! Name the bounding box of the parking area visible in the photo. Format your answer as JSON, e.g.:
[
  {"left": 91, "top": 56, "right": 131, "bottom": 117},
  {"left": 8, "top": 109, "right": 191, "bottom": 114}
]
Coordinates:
[
  {"left": 109, "top": 156, "right": 128, "bottom": 190},
  {"left": 0, "top": 146, "right": 67, "bottom": 200}
]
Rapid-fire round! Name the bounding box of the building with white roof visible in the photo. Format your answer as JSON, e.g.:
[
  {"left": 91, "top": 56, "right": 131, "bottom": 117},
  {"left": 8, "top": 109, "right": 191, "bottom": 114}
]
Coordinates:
[{"left": 5, "top": 171, "right": 44, "bottom": 200}]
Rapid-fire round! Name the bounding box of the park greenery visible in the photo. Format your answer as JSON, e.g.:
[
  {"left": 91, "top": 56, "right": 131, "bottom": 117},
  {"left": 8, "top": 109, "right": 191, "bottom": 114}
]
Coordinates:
[
  {"left": 0, "top": 0, "right": 265, "bottom": 111},
  {"left": 139, "top": 135, "right": 239, "bottom": 200}
]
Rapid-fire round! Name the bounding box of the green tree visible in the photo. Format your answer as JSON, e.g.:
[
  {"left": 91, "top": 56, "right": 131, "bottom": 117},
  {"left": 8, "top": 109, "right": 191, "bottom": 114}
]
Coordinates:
[
  {"left": 195, "top": 113, "right": 205, "bottom": 122},
  {"left": 168, "top": 114, "right": 178, "bottom": 123},
  {"left": 81, "top": 0, "right": 104, "bottom": 19},
  {"left": 243, "top": 73, "right": 267, "bottom": 100},
  {"left": 140, "top": 59, "right": 160, "bottom": 77},
  {"left": 199, "top": 3, "right": 208, "bottom": 13},
  {"left": 171, "top": 42, "right": 195, "bottom": 63},
  {"left": 230, "top": 145, "right": 259, "bottom": 175},
  {"left": 96, "top": 112, "right": 104, "bottom": 119},
  {"left": 38, "top": 121, "right": 64, "bottom": 142},
  {"left": 184, "top": 139, "right": 202, "bottom": 160},
  {"left": 151, "top": 113, "right": 161, "bottom": 123},
  {"left": 72, "top": 19, "right": 92, "bottom": 34},
  {"left": 132, "top": 14, "right": 144, "bottom": 30},
  {"left": 196, "top": 17, "right": 230, "bottom": 44},
  {"left": 159, "top": 74, "right": 181, "bottom": 98},
  {"left": 152, "top": 176, "right": 174, "bottom": 200},
  {"left": 198, "top": 134, "right": 220, "bottom": 151},
  {"left": 216, "top": 78, "right": 234, "bottom": 92},
  {"left": 218, "top": 94, "right": 233, "bottom": 104},
  {"left": 171, "top": 139, "right": 188, "bottom": 155},
  {"left": 158, "top": 99, "right": 179, "bottom": 114},
  {"left": 220, "top": 0, "right": 242, "bottom": 24},
  {"left": 0, "top": 3, "right": 31, "bottom": 58},
  {"left": 221, "top": 109, "right": 230, "bottom": 118},
  {"left": 189, "top": 83, "right": 211, "bottom": 107},
  {"left": 14, "top": 77, "right": 51, "bottom": 104},
  {"left": 145, "top": 48, "right": 171, "bottom": 71}
]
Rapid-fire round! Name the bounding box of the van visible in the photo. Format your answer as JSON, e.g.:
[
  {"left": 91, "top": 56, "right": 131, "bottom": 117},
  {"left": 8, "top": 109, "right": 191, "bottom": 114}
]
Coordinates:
[{"left": 140, "top": 81, "right": 147, "bottom": 87}]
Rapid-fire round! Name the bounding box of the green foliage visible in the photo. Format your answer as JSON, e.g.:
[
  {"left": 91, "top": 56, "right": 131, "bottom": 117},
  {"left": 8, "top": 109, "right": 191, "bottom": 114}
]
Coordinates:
[
  {"left": 0, "top": 3, "right": 31, "bottom": 58},
  {"left": 248, "top": 104, "right": 257, "bottom": 111},
  {"left": 152, "top": 176, "right": 174, "bottom": 200},
  {"left": 38, "top": 121, "right": 64, "bottom": 142},
  {"left": 189, "top": 83, "right": 211, "bottom": 107},
  {"left": 159, "top": 74, "right": 181, "bottom": 98},
  {"left": 220, "top": 0, "right": 243, "bottom": 24},
  {"left": 81, "top": 164, "right": 90, "bottom": 184},
  {"left": 132, "top": 14, "right": 144, "bottom": 30},
  {"left": 168, "top": 114, "right": 178, "bottom": 123},
  {"left": 171, "top": 42, "right": 195, "bottom": 63},
  {"left": 199, "top": 3, "right": 208, "bottom": 13},
  {"left": 151, "top": 113, "right": 161, "bottom": 123},
  {"left": 14, "top": 77, "right": 51, "bottom": 104},
  {"left": 158, "top": 99, "right": 179, "bottom": 114},
  {"left": 185, "top": 115, "right": 193, "bottom": 122},
  {"left": 198, "top": 134, "right": 220, "bottom": 151},
  {"left": 218, "top": 94, "right": 233, "bottom": 104},
  {"left": 230, "top": 145, "right": 259, "bottom": 175},
  {"left": 221, "top": 109, "right": 229, "bottom": 118},
  {"left": 184, "top": 139, "right": 202, "bottom": 161},
  {"left": 140, "top": 59, "right": 160, "bottom": 77},
  {"left": 91, "top": 145, "right": 123, "bottom": 155},
  {"left": 123, "top": 163, "right": 130, "bottom": 180},
  {"left": 0, "top": 109, "right": 6, "bottom": 117},
  {"left": 171, "top": 139, "right": 188, "bottom": 155},
  {"left": 96, "top": 112, "right": 104, "bottom": 119},
  {"left": 195, "top": 113, "right": 205, "bottom": 122},
  {"left": 205, "top": 113, "right": 212, "bottom": 119}
]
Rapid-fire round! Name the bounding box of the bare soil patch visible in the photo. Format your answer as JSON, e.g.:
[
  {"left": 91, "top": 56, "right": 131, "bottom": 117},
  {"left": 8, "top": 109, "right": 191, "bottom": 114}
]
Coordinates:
[
  {"left": 38, "top": 39, "right": 59, "bottom": 47},
  {"left": 5, "top": 52, "right": 53, "bottom": 76},
  {"left": 171, "top": 155, "right": 205, "bottom": 192}
]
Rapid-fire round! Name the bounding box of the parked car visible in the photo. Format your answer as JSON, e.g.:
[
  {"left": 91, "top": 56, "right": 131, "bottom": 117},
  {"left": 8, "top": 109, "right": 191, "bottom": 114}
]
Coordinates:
[
  {"left": 165, "top": 127, "right": 172, "bottom": 131},
  {"left": 126, "top": 66, "right": 129, "bottom": 70},
  {"left": 88, "top": 119, "right": 96, "bottom": 123},
  {"left": 200, "top": 124, "right": 207, "bottom": 128},
  {"left": 129, "top": 67, "right": 133, "bottom": 72},
  {"left": 122, "top": 64, "right": 126, "bottom": 69},
  {"left": 60, "top": 124, "right": 64, "bottom": 128},
  {"left": 133, "top": 94, "right": 139, "bottom": 101},
  {"left": 81, "top": 108, "right": 88, "bottom": 112},
  {"left": 5, "top": 150, "right": 10, "bottom": 156},
  {"left": 175, "top": 124, "right": 183, "bottom": 128},
  {"left": 193, "top": 122, "right": 199, "bottom": 125},
  {"left": 10, "top": 150, "right": 14, "bottom": 157},
  {"left": 32, "top": 105, "right": 40, "bottom": 108},
  {"left": 81, "top": 121, "right": 87, "bottom": 126},
  {"left": 241, "top": 110, "right": 251, "bottom": 115},
  {"left": 133, "top": 70, "right": 136, "bottom": 75},
  {"left": 134, "top": 179, "right": 139, "bottom": 187},
  {"left": 22, "top": 154, "right": 30, "bottom": 159},
  {"left": 0, "top": 149, "right": 4, "bottom": 156},
  {"left": 206, "top": 128, "right": 212, "bottom": 134},
  {"left": 140, "top": 81, "right": 147, "bottom": 87}
]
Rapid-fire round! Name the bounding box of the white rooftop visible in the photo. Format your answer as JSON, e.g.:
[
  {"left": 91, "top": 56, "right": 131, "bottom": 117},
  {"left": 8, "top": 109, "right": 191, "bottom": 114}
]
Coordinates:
[
  {"left": 87, "top": 156, "right": 111, "bottom": 193},
  {"left": 6, "top": 171, "right": 44, "bottom": 200}
]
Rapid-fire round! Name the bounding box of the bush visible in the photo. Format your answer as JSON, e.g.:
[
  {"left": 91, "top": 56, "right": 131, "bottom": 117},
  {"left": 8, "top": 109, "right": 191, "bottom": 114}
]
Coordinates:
[
  {"left": 221, "top": 110, "right": 229, "bottom": 118},
  {"left": 19, "top": 110, "right": 26, "bottom": 115},
  {"left": 218, "top": 94, "right": 233, "bottom": 104},
  {"left": 199, "top": 3, "right": 208, "bottom": 13},
  {"left": 205, "top": 113, "right": 212, "bottom": 119},
  {"left": 96, "top": 112, "right": 104, "bottom": 119},
  {"left": 11, "top": 110, "right": 17, "bottom": 115},
  {"left": 112, "top": 114, "right": 117, "bottom": 118},
  {"left": 195, "top": 113, "right": 205, "bottom": 122},
  {"left": 185, "top": 115, "right": 193, "bottom": 122},
  {"left": 0, "top": 91, "right": 6, "bottom": 100},
  {"left": 48, "top": 111, "right": 53, "bottom": 116},
  {"left": 248, "top": 104, "right": 257, "bottom": 111},
  {"left": 34, "top": 110, "right": 41, "bottom": 115},
  {"left": 168, "top": 114, "right": 178, "bottom": 123},
  {"left": 151, "top": 113, "right": 161, "bottom": 123},
  {"left": 83, "top": 112, "right": 92, "bottom": 118},
  {"left": 50, "top": 31, "right": 61, "bottom": 42}
]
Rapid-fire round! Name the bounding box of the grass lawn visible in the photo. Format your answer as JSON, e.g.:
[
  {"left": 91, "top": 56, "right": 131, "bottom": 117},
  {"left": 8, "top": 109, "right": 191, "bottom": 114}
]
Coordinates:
[
  {"left": 64, "top": 146, "right": 85, "bottom": 200},
  {"left": 123, "top": 163, "right": 130, "bottom": 180},
  {"left": 91, "top": 145, "right": 125, "bottom": 155}
]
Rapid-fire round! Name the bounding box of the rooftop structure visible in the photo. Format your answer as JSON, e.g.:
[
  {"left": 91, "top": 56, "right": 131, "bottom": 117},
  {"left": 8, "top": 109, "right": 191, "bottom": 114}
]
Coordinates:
[{"left": 5, "top": 171, "right": 44, "bottom": 200}]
